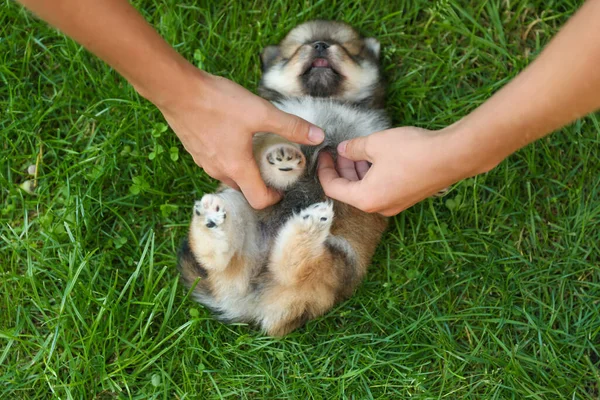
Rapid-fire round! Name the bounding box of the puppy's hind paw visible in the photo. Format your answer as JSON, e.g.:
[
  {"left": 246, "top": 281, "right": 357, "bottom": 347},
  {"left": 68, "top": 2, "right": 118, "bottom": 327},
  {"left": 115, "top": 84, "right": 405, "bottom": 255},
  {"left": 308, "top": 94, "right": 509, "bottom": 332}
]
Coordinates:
[
  {"left": 298, "top": 201, "right": 334, "bottom": 230},
  {"left": 194, "top": 194, "right": 227, "bottom": 229}
]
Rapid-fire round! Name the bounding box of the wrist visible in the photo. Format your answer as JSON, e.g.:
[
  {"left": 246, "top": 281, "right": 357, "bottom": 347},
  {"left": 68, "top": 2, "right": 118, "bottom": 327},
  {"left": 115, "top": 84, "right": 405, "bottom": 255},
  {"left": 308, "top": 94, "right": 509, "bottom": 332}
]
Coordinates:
[
  {"left": 132, "top": 53, "right": 207, "bottom": 110},
  {"left": 439, "top": 118, "right": 505, "bottom": 179}
]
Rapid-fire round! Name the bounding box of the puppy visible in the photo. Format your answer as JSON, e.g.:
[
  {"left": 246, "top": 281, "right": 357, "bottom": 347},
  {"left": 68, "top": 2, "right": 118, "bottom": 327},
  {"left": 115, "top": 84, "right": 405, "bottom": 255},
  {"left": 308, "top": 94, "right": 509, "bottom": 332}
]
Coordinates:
[{"left": 177, "top": 20, "right": 390, "bottom": 336}]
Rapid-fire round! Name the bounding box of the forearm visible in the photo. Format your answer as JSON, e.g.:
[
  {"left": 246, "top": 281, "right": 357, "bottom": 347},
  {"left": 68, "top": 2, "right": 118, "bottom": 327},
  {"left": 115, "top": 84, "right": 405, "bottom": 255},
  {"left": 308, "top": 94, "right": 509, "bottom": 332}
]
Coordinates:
[
  {"left": 17, "top": 0, "right": 198, "bottom": 106},
  {"left": 452, "top": 0, "right": 600, "bottom": 175}
]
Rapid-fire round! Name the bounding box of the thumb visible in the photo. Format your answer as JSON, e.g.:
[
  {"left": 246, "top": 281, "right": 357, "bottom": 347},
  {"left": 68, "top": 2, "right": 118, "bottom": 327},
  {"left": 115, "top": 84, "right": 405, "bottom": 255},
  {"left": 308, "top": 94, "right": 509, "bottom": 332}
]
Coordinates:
[
  {"left": 338, "top": 136, "right": 372, "bottom": 162},
  {"left": 263, "top": 105, "right": 324, "bottom": 145}
]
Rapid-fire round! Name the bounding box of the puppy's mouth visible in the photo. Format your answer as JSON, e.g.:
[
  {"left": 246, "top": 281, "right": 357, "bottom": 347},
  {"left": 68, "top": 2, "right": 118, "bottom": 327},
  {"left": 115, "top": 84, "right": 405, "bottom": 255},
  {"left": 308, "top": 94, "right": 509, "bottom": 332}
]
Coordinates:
[
  {"left": 302, "top": 58, "right": 340, "bottom": 76},
  {"left": 312, "top": 58, "right": 331, "bottom": 68},
  {"left": 299, "top": 55, "right": 344, "bottom": 97}
]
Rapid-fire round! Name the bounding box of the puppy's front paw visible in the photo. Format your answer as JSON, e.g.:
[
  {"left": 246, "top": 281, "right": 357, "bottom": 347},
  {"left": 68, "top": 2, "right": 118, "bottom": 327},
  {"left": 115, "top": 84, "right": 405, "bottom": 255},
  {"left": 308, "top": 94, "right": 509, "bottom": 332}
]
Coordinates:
[
  {"left": 194, "top": 194, "right": 227, "bottom": 229},
  {"left": 260, "top": 144, "right": 306, "bottom": 190}
]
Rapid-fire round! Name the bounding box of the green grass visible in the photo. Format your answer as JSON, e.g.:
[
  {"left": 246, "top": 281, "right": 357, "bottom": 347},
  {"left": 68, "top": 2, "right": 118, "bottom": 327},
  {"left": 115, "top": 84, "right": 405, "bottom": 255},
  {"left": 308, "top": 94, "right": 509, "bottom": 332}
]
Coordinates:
[{"left": 1, "top": 0, "right": 599, "bottom": 398}]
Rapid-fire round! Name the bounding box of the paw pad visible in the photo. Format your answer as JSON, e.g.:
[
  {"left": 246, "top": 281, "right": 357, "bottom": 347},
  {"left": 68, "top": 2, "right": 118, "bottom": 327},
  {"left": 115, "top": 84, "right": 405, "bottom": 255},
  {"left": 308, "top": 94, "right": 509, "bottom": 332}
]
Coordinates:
[
  {"left": 265, "top": 144, "right": 305, "bottom": 172},
  {"left": 299, "top": 201, "right": 334, "bottom": 226},
  {"left": 194, "top": 194, "right": 227, "bottom": 228},
  {"left": 260, "top": 143, "right": 307, "bottom": 190}
]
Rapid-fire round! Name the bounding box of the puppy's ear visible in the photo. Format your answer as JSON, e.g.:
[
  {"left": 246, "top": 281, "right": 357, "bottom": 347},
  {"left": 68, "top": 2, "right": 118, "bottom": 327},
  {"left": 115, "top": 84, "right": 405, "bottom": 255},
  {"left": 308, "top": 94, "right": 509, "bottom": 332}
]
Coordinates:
[
  {"left": 261, "top": 45, "right": 280, "bottom": 70},
  {"left": 364, "top": 38, "right": 380, "bottom": 59}
]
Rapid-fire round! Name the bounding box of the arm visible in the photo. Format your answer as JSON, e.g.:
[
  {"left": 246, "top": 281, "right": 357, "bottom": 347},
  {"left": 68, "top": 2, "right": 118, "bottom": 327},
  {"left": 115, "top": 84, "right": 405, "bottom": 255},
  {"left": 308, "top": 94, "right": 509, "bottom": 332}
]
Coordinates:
[
  {"left": 17, "top": 0, "right": 325, "bottom": 209},
  {"left": 318, "top": 0, "right": 600, "bottom": 216}
]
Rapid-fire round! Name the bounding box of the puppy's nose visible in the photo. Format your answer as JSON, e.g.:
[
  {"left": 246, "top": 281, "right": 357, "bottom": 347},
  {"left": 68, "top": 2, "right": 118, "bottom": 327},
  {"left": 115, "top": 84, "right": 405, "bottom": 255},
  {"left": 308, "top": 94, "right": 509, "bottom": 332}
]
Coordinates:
[{"left": 313, "top": 41, "right": 330, "bottom": 53}]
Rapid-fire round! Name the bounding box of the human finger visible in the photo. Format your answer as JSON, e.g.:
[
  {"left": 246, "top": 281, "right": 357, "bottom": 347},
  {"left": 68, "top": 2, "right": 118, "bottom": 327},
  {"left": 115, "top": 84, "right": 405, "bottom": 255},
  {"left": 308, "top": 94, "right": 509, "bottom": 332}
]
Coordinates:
[
  {"left": 262, "top": 105, "right": 324, "bottom": 145},
  {"left": 231, "top": 161, "right": 282, "bottom": 209},
  {"left": 317, "top": 152, "right": 365, "bottom": 208},
  {"left": 335, "top": 155, "right": 359, "bottom": 181},
  {"left": 337, "top": 136, "right": 372, "bottom": 162},
  {"left": 355, "top": 160, "right": 370, "bottom": 179}
]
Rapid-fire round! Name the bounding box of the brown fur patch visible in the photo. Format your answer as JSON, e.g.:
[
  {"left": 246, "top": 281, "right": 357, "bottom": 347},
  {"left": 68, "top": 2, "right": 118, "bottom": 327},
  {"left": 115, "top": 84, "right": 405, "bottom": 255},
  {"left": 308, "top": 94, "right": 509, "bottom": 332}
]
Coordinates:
[
  {"left": 203, "top": 252, "right": 252, "bottom": 301},
  {"left": 332, "top": 203, "right": 388, "bottom": 261},
  {"left": 260, "top": 252, "right": 339, "bottom": 336},
  {"left": 257, "top": 203, "right": 387, "bottom": 335}
]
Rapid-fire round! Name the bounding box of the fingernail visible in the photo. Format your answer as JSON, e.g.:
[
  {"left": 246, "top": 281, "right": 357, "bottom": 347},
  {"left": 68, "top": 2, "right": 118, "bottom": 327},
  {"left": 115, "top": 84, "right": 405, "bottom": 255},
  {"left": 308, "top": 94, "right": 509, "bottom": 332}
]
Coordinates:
[
  {"left": 337, "top": 141, "right": 347, "bottom": 154},
  {"left": 309, "top": 126, "right": 325, "bottom": 144}
]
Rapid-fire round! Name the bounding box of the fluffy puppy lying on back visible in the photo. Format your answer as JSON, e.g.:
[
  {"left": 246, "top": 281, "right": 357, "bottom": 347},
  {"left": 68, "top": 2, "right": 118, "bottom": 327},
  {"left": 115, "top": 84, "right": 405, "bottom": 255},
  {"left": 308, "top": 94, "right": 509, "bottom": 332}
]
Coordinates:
[{"left": 178, "top": 21, "right": 390, "bottom": 336}]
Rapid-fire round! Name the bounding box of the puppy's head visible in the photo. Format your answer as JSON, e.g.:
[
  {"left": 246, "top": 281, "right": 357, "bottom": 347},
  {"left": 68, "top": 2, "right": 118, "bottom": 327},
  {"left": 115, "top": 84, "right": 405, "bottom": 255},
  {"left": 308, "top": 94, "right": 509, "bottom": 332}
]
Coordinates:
[{"left": 259, "top": 21, "right": 384, "bottom": 107}]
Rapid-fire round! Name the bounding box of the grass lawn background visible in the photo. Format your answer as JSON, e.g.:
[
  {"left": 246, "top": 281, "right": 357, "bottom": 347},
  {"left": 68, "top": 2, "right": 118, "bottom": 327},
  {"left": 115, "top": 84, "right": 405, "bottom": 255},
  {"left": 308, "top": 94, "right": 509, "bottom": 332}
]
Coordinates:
[{"left": 2, "top": 0, "right": 599, "bottom": 398}]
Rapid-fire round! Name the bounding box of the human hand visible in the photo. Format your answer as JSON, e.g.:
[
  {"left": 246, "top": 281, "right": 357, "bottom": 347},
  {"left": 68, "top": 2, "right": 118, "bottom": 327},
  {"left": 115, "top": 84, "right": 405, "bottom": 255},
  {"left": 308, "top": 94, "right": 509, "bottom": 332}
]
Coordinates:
[
  {"left": 317, "top": 126, "right": 484, "bottom": 216},
  {"left": 158, "top": 69, "right": 324, "bottom": 209}
]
